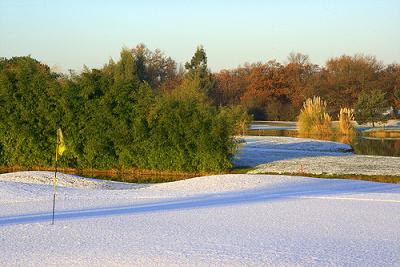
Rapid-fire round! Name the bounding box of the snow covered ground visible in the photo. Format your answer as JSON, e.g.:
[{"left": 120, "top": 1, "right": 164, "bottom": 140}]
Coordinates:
[
  {"left": 250, "top": 154, "right": 400, "bottom": 176},
  {"left": 250, "top": 121, "right": 297, "bottom": 130},
  {"left": 234, "top": 135, "right": 351, "bottom": 168},
  {"left": 357, "top": 119, "right": 400, "bottom": 132},
  {"left": 1, "top": 172, "right": 400, "bottom": 266},
  {"left": 1, "top": 135, "right": 400, "bottom": 265},
  {"left": 235, "top": 136, "right": 400, "bottom": 176}
]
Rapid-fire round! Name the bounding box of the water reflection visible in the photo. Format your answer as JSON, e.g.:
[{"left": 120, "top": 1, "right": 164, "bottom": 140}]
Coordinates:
[{"left": 351, "top": 138, "right": 400, "bottom": 157}]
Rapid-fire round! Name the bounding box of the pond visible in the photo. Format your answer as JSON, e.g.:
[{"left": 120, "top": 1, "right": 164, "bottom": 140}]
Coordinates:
[{"left": 249, "top": 122, "right": 400, "bottom": 157}]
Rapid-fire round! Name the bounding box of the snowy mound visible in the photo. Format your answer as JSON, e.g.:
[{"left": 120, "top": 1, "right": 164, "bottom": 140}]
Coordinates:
[
  {"left": 1, "top": 172, "right": 400, "bottom": 266},
  {"left": 234, "top": 136, "right": 353, "bottom": 167},
  {"left": 235, "top": 136, "right": 400, "bottom": 176},
  {"left": 148, "top": 174, "right": 303, "bottom": 196},
  {"left": 0, "top": 171, "right": 138, "bottom": 190},
  {"left": 251, "top": 154, "right": 400, "bottom": 176}
]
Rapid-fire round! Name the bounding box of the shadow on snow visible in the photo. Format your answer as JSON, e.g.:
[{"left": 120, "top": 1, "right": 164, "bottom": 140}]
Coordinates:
[
  {"left": 234, "top": 140, "right": 352, "bottom": 167},
  {"left": 1, "top": 178, "right": 399, "bottom": 226}
]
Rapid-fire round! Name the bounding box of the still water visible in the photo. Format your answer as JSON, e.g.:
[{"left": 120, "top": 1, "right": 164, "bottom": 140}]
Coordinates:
[
  {"left": 248, "top": 128, "right": 400, "bottom": 157},
  {"left": 351, "top": 137, "right": 400, "bottom": 157}
]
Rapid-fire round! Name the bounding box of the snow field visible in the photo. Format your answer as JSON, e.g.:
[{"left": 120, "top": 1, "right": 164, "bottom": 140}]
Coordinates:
[
  {"left": 235, "top": 136, "right": 400, "bottom": 176},
  {"left": 1, "top": 172, "right": 400, "bottom": 266}
]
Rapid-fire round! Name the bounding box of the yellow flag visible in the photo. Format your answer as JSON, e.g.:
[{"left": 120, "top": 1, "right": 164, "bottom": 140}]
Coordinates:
[{"left": 57, "top": 128, "right": 66, "bottom": 157}]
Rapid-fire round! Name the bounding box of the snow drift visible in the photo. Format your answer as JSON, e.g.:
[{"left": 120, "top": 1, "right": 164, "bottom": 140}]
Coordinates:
[{"left": 1, "top": 171, "right": 399, "bottom": 266}]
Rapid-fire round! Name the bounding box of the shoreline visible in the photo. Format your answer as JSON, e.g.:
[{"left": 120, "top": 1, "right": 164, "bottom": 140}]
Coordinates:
[{"left": 2, "top": 134, "right": 400, "bottom": 184}]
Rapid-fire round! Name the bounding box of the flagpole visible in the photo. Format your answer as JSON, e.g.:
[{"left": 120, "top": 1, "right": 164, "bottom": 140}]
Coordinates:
[{"left": 52, "top": 131, "right": 59, "bottom": 225}]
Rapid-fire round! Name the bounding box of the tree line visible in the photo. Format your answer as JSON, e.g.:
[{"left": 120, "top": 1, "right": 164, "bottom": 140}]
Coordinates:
[
  {"left": 212, "top": 52, "right": 400, "bottom": 120},
  {"left": 1, "top": 44, "right": 399, "bottom": 171},
  {"left": 0, "top": 45, "right": 246, "bottom": 171}
]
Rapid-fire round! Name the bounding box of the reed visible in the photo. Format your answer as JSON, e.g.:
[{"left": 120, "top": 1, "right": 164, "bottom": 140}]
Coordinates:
[
  {"left": 338, "top": 107, "right": 355, "bottom": 135},
  {"left": 297, "top": 96, "right": 332, "bottom": 135}
]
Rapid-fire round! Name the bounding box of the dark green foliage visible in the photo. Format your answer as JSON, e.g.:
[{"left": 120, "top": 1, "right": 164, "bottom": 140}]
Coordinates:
[
  {"left": 0, "top": 56, "right": 64, "bottom": 167},
  {"left": 184, "top": 46, "right": 215, "bottom": 95},
  {"left": 185, "top": 46, "right": 208, "bottom": 73},
  {"left": 142, "top": 96, "right": 234, "bottom": 171},
  {"left": 0, "top": 51, "right": 241, "bottom": 172},
  {"left": 354, "top": 90, "right": 389, "bottom": 127}
]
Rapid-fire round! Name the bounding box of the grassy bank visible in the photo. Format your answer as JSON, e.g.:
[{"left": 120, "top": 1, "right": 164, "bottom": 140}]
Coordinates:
[{"left": 255, "top": 171, "right": 400, "bottom": 184}]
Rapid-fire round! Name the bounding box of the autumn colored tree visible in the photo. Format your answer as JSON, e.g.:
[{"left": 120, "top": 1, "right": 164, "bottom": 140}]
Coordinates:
[
  {"left": 284, "top": 52, "right": 319, "bottom": 111},
  {"left": 240, "top": 63, "right": 272, "bottom": 112},
  {"left": 239, "top": 61, "right": 293, "bottom": 120},
  {"left": 213, "top": 68, "right": 248, "bottom": 106},
  {"left": 319, "top": 54, "right": 383, "bottom": 114},
  {"left": 211, "top": 53, "right": 398, "bottom": 122},
  {"left": 378, "top": 63, "right": 400, "bottom": 114},
  {"left": 287, "top": 52, "right": 310, "bottom": 65}
]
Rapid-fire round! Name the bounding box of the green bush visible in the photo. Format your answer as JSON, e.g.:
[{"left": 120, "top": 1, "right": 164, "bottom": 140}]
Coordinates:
[
  {"left": 0, "top": 55, "right": 242, "bottom": 172},
  {"left": 355, "top": 90, "right": 389, "bottom": 127}
]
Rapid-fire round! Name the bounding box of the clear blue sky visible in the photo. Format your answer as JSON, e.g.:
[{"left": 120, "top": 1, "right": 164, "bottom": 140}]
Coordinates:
[{"left": 1, "top": 0, "right": 399, "bottom": 72}]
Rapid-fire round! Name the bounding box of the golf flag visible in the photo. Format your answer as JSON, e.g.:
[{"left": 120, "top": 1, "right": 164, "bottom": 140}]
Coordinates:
[
  {"left": 52, "top": 127, "right": 66, "bottom": 225},
  {"left": 56, "top": 128, "right": 66, "bottom": 158},
  {"left": 54, "top": 128, "right": 66, "bottom": 190}
]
